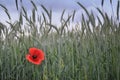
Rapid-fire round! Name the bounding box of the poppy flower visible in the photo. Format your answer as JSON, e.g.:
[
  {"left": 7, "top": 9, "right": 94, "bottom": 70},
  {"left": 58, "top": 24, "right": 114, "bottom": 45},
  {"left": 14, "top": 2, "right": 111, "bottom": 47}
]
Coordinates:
[{"left": 26, "top": 47, "right": 45, "bottom": 65}]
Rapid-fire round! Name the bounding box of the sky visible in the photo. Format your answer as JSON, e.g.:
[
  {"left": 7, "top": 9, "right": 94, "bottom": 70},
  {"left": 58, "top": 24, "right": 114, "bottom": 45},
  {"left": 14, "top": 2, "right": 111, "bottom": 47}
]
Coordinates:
[{"left": 0, "top": 0, "right": 119, "bottom": 25}]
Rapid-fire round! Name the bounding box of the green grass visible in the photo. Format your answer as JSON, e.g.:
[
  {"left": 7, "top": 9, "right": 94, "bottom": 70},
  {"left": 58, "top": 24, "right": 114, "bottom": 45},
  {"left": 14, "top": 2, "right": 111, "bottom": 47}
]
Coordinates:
[{"left": 0, "top": 0, "right": 120, "bottom": 80}]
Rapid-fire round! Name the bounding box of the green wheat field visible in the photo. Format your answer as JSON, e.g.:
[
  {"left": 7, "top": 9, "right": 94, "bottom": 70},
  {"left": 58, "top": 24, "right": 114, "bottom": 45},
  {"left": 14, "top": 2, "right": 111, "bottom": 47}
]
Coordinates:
[{"left": 0, "top": 0, "right": 120, "bottom": 80}]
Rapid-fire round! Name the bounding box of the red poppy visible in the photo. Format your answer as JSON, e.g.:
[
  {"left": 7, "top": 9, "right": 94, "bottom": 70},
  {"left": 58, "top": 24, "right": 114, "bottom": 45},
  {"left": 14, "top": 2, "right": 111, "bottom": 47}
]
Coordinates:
[{"left": 26, "top": 47, "right": 45, "bottom": 65}]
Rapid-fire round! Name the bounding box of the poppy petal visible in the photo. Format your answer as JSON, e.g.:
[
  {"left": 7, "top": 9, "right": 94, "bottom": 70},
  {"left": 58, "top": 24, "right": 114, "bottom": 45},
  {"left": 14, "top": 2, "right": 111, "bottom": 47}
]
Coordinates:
[
  {"left": 29, "top": 48, "right": 38, "bottom": 55},
  {"left": 38, "top": 49, "right": 45, "bottom": 60},
  {"left": 26, "top": 54, "right": 42, "bottom": 65}
]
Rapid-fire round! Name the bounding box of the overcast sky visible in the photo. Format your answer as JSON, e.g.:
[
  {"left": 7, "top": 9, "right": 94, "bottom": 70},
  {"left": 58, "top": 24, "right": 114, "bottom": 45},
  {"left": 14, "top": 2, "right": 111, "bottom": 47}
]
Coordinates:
[{"left": 0, "top": 0, "right": 119, "bottom": 25}]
